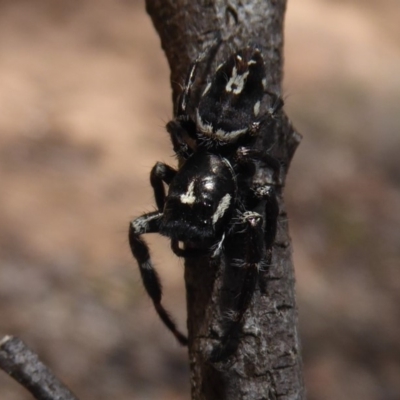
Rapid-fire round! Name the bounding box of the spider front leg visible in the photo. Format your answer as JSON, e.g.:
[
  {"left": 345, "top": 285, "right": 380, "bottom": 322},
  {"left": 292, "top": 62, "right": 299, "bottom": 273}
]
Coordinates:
[
  {"left": 264, "top": 89, "right": 284, "bottom": 116},
  {"left": 235, "top": 147, "right": 280, "bottom": 255},
  {"left": 129, "top": 211, "right": 188, "bottom": 345},
  {"left": 176, "top": 35, "right": 222, "bottom": 118},
  {"left": 256, "top": 185, "right": 279, "bottom": 250},
  {"left": 236, "top": 147, "right": 281, "bottom": 184},
  {"left": 167, "top": 39, "right": 222, "bottom": 158},
  {"left": 235, "top": 211, "right": 266, "bottom": 314},
  {"left": 246, "top": 91, "right": 284, "bottom": 137},
  {"left": 252, "top": 184, "right": 280, "bottom": 295},
  {"left": 211, "top": 211, "right": 265, "bottom": 361},
  {"left": 170, "top": 239, "right": 210, "bottom": 259},
  {"left": 150, "top": 162, "right": 177, "bottom": 211},
  {"left": 166, "top": 119, "right": 196, "bottom": 159}
]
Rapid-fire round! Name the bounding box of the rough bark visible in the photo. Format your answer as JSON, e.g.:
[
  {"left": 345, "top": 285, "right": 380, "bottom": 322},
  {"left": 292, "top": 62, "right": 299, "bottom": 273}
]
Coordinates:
[{"left": 145, "top": 1, "right": 304, "bottom": 399}]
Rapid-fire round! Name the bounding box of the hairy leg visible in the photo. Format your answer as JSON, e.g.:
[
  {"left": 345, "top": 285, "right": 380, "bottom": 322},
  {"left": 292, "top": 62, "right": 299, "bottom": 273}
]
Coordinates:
[{"left": 129, "top": 211, "right": 188, "bottom": 345}]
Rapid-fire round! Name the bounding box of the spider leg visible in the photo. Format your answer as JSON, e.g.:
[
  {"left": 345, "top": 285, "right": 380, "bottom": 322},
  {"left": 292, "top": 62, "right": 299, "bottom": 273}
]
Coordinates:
[
  {"left": 246, "top": 91, "right": 284, "bottom": 138},
  {"left": 235, "top": 211, "right": 265, "bottom": 314},
  {"left": 234, "top": 147, "right": 280, "bottom": 259},
  {"left": 150, "top": 162, "right": 177, "bottom": 211},
  {"left": 170, "top": 240, "right": 209, "bottom": 258},
  {"left": 251, "top": 184, "right": 279, "bottom": 294},
  {"left": 263, "top": 89, "right": 284, "bottom": 115},
  {"left": 211, "top": 211, "right": 265, "bottom": 361},
  {"left": 170, "top": 230, "right": 226, "bottom": 259},
  {"left": 258, "top": 186, "right": 279, "bottom": 250},
  {"left": 166, "top": 56, "right": 202, "bottom": 157},
  {"left": 129, "top": 211, "right": 188, "bottom": 345},
  {"left": 211, "top": 232, "right": 226, "bottom": 259},
  {"left": 166, "top": 119, "right": 196, "bottom": 159},
  {"left": 177, "top": 36, "right": 222, "bottom": 117},
  {"left": 177, "top": 57, "right": 201, "bottom": 117},
  {"left": 236, "top": 147, "right": 281, "bottom": 184},
  {"left": 168, "top": 38, "right": 223, "bottom": 157}
]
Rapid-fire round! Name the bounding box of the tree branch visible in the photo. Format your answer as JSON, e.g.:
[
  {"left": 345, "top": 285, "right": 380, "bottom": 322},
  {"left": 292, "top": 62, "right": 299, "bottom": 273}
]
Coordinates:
[
  {"left": 146, "top": 1, "right": 304, "bottom": 399},
  {"left": 0, "top": 336, "right": 79, "bottom": 400}
]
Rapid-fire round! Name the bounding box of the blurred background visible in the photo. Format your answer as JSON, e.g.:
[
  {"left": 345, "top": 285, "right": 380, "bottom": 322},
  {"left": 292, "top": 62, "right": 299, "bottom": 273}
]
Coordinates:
[{"left": 0, "top": 0, "right": 399, "bottom": 399}]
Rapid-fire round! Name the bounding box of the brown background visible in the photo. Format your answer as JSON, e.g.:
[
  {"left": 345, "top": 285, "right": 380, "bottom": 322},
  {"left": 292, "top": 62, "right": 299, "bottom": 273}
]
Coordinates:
[{"left": 0, "top": 1, "right": 399, "bottom": 399}]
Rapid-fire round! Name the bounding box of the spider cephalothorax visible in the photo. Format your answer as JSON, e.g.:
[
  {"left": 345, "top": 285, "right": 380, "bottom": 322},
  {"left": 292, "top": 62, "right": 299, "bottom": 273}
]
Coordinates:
[{"left": 129, "top": 45, "right": 282, "bottom": 357}]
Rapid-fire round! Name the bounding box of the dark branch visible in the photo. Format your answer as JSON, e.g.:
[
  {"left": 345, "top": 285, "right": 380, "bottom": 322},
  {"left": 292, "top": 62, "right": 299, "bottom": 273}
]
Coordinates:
[
  {"left": 146, "top": 1, "right": 304, "bottom": 399},
  {"left": 0, "top": 336, "right": 79, "bottom": 400}
]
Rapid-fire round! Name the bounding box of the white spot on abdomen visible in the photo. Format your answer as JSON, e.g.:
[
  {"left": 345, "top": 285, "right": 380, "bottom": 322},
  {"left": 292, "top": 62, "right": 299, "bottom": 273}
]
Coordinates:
[{"left": 180, "top": 181, "right": 196, "bottom": 204}]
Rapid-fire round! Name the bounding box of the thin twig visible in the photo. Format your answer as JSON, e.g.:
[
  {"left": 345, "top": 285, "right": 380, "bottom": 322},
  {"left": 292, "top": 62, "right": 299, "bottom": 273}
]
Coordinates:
[{"left": 0, "top": 335, "right": 80, "bottom": 400}]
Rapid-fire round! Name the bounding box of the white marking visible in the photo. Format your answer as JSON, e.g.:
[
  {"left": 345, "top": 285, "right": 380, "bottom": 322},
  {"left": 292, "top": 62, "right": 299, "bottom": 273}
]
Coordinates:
[
  {"left": 196, "top": 110, "right": 214, "bottom": 134},
  {"left": 181, "top": 63, "right": 198, "bottom": 111},
  {"left": 141, "top": 260, "right": 153, "bottom": 270},
  {"left": 204, "top": 180, "right": 215, "bottom": 191},
  {"left": 211, "top": 232, "right": 225, "bottom": 258},
  {"left": 131, "top": 219, "right": 145, "bottom": 233},
  {"left": 212, "top": 193, "right": 231, "bottom": 225},
  {"left": 181, "top": 96, "right": 187, "bottom": 111},
  {"left": 196, "top": 110, "right": 247, "bottom": 142},
  {"left": 216, "top": 62, "right": 224, "bottom": 71},
  {"left": 236, "top": 55, "right": 242, "bottom": 61},
  {"left": 248, "top": 60, "right": 257, "bottom": 66},
  {"left": 225, "top": 66, "right": 249, "bottom": 94},
  {"left": 253, "top": 101, "right": 260, "bottom": 116},
  {"left": 262, "top": 78, "right": 267, "bottom": 90},
  {"left": 242, "top": 211, "right": 262, "bottom": 226},
  {"left": 214, "top": 127, "right": 247, "bottom": 140},
  {"left": 221, "top": 157, "right": 236, "bottom": 184},
  {"left": 243, "top": 211, "right": 261, "bottom": 219},
  {"left": 180, "top": 181, "right": 196, "bottom": 204},
  {"left": 202, "top": 82, "right": 212, "bottom": 96},
  {"left": 131, "top": 213, "right": 161, "bottom": 233},
  {"left": 255, "top": 186, "right": 271, "bottom": 197}
]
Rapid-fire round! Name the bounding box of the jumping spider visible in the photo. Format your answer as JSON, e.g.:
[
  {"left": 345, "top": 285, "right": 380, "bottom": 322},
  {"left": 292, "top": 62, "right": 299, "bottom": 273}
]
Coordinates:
[{"left": 129, "top": 46, "right": 282, "bottom": 356}]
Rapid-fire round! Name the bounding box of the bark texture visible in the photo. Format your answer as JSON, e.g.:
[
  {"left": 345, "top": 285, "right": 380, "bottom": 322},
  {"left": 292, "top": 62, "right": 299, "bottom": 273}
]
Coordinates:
[
  {"left": 145, "top": 1, "right": 304, "bottom": 399},
  {"left": 0, "top": 336, "right": 79, "bottom": 400}
]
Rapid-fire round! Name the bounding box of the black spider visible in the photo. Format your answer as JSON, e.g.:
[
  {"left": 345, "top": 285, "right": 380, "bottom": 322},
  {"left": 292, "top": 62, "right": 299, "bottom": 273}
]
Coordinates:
[{"left": 128, "top": 46, "right": 282, "bottom": 356}]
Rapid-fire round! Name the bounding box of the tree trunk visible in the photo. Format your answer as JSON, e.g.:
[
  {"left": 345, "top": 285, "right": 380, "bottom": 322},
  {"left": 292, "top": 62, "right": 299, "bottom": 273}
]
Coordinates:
[{"left": 145, "top": 1, "right": 304, "bottom": 399}]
